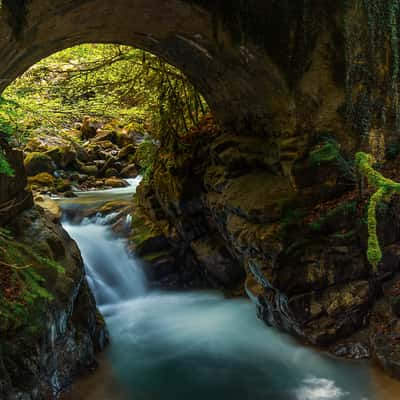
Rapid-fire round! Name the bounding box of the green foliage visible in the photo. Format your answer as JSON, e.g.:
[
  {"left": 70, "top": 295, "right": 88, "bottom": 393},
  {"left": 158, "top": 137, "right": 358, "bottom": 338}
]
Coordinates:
[
  {"left": 0, "top": 96, "right": 22, "bottom": 176},
  {"left": 0, "top": 149, "right": 14, "bottom": 176},
  {"left": 310, "top": 142, "right": 339, "bottom": 163},
  {"left": 134, "top": 137, "right": 158, "bottom": 182},
  {"left": 366, "top": 187, "right": 385, "bottom": 268},
  {"left": 3, "top": 44, "right": 208, "bottom": 146},
  {"left": 0, "top": 228, "right": 65, "bottom": 331},
  {"left": 309, "top": 135, "right": 356, "bottom": 181},
  {"left": 332, "top": 229, "right": 356, "bottom": 240},
  {"left": 356, "top": 151, "right": 400, "bottom": 270}
]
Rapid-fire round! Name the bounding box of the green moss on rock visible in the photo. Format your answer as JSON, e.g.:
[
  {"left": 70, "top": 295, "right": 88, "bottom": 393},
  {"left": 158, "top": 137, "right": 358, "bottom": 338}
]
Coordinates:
[
  {"left": 24, "top": 152, "right": 54, "bottom": 176},
  {"left": 356, "top": 151, "right": 400, "bottom": 270},
  {"left": 28, "top": 172, "right": 55, "bottom": 187}
]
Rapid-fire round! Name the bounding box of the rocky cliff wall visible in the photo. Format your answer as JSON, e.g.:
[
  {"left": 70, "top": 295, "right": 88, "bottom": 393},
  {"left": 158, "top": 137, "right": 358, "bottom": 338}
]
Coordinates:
[
  {"left": 133, "top": 125, "right": 400, "bottom": 378},
  {"left": 0, "top": 146, "right": 108, "bottom": 399}
]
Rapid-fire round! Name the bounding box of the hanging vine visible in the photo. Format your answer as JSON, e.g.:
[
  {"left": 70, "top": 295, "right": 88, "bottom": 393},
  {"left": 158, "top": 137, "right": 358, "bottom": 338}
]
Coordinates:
[{"left": 356, "top": 151, "right": 400, "bottom": 270}]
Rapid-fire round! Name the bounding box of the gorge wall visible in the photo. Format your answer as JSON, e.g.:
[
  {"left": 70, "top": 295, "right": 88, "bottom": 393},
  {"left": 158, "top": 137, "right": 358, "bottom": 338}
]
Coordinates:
[
  {"left": 3, "top": 0, "right": 400, "bottom": 395},
  {"left": 0, "top": 147, "right": 108, "bottom": 399}
]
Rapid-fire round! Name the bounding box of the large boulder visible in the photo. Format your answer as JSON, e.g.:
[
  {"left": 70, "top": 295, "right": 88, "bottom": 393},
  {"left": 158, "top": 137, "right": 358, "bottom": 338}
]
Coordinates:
[
  {"left": 79, "top": 164, "right": 98, "bottom": 176},
  {"left": 27, "top": 172, "right": 55, "bottom": 189},
  {"left": 46, "top": 145, "right": 77, "bottom": 169},
  {"left": 105, "top": 167, "right": 119, "bottom": 178},
  {"left": 118, "top": 144, "right": 135, "bottom": 160},
  {"left": 104, "top": 177, "right": 127, "bottom": 188},
  {"left": 121, "top": 164, "right": 138, "bottom": 178},
  {"left": 0, "top": 144, "right": 33, "bottom": 224},
  {"left": 24, "top": 152, "right": 55, "bottom": 176}
]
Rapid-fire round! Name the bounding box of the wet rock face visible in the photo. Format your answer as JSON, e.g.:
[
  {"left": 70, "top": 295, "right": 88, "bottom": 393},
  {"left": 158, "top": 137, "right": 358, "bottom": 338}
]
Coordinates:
[
  {"left": 0, "top": 206, "right": 108, "bottom": 399},
  {"left": 133, "top": 125, "right": 400, "bottom": 369}
]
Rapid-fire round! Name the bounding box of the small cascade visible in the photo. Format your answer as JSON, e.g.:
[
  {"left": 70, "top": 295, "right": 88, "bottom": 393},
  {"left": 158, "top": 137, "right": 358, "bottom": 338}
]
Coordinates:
[
  {"left": 63, "top": 221, "right": 146, "bottom": 306},
  {"left": 62, "top": 177, "right": 146, "bottom": 307}
]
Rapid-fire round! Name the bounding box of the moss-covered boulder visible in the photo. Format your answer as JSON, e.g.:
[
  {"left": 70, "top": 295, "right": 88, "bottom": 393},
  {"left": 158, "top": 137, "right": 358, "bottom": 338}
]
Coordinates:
[
  {"left": 104, "top": 177, "right": 127, "bottom": 188},
  {"left": 55, "top": 178, "right": 72, "bottom": 193},
  {"left": 105, "top": 167, "right": 119, "bottom": 178},
  {"left": 98, "top": 200, "right": 131, "bottom": 215},
  {"left": 115, "top": 130, "right": 133, "bottom": 147},
  {"left": 79, "top": 164, "right": 98, "bottom": 176},
  {"left": 28, "top": 172, "right": 55, "bottom": 186},
  {"left": 24, "top": 152, "right": 55, "bottom": 176},
  {"left": 93, "top": 130, "right": 116, "bottom": 144},
  {"left": 118, "top": 144, "right": 135, "bottom": 160},
  {"left": 46, "top": 145, "right": 77, "bottom": 169},
  {"left": 34, "top": 196, "right": 62, "bottom": 221},
  {"left": 81, "top": 116, "right": 97, "bottom": 140}
]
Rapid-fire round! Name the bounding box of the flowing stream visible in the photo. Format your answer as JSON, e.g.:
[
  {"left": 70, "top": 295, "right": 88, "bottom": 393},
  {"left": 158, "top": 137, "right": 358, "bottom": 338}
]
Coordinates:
[{"left": 59, "top": 179, "right": 400, "bottom": 400}]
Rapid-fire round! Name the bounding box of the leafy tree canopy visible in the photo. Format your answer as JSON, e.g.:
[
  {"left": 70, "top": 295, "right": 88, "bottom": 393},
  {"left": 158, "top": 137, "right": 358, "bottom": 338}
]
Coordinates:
[
  {"left": 0, "top": 43, "right": 208, "bottom": 174},
  {"left": 2, "top": 43, "right": 207, "bottom": 143}
]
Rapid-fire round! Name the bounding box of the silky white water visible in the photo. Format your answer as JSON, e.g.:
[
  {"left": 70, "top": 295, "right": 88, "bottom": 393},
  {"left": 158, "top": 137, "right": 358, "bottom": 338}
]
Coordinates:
[{"left": 60, "top": 180, "right": 399, "bottom": 400}]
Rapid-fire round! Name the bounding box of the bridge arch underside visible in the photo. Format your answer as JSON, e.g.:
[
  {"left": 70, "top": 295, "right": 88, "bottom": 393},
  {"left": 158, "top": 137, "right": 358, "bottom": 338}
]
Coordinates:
[{"left": 0, "top": 0, "right": 348, "bottom": 137}]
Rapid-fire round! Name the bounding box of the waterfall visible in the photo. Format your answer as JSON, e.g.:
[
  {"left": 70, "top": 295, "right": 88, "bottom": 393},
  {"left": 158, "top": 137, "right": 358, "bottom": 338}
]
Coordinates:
[
  {"left": 62, "top": 176, "right": 146, "bottom": 307},
  {"left": 63, "top": 221, "right": 146, "bottom": 306}
]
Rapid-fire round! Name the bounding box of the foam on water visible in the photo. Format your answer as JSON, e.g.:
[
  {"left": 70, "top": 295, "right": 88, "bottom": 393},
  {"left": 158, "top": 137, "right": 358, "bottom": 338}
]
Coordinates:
[{"left": 295, "top": 377, "right": 351, "bottom": 400}]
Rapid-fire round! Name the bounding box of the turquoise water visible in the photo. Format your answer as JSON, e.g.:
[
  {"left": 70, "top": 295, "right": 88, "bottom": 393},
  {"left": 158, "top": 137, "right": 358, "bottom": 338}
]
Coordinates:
[{"left": 60, "top": 182, "right": 400, "bottom": 400}]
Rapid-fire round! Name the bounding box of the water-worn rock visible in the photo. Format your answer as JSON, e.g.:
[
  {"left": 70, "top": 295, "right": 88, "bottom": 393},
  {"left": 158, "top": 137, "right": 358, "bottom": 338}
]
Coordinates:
[
  {"left": 35, "top": 196, "right": 62, "bottom": 221},
  {"left": 121, "top": 164, "right": 138, "bottom": 178},
  {"left": 28, "top": 172, "right": 55, "bottom": 188},
  {"left": 118, "top": 144, "right": 135, "bottom": 160},
  {"left": 104, "top": 168, "right": 119, "bottom": 178},
  {"left": 104, "top": 177, "right": 127, "bottom": 188},
  {"left": 78, "top": 164, "right": 98, "bottom": 176}
]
